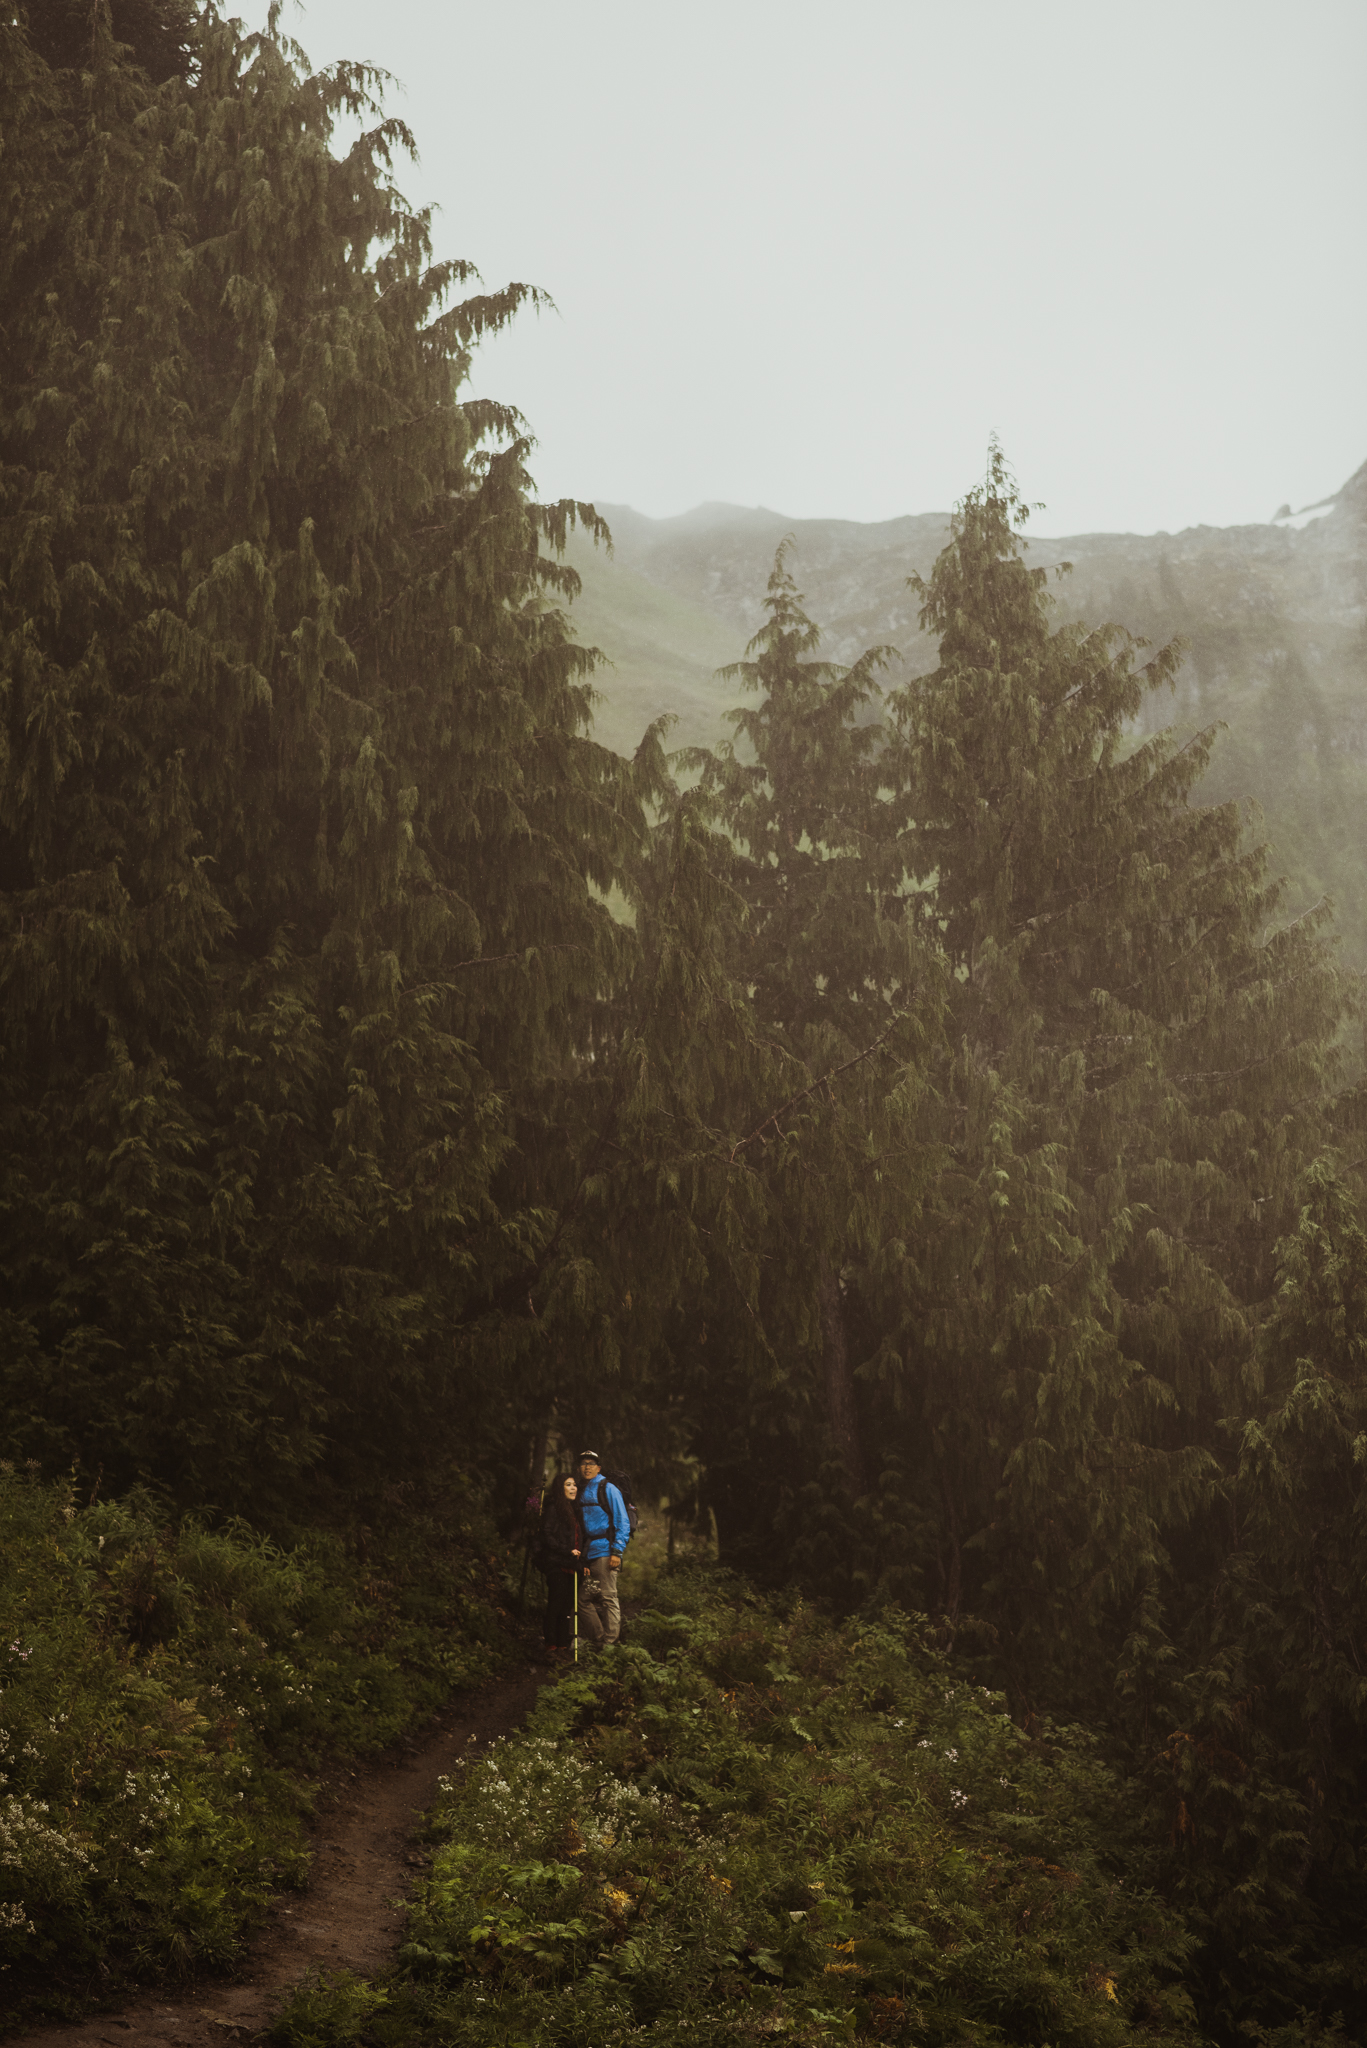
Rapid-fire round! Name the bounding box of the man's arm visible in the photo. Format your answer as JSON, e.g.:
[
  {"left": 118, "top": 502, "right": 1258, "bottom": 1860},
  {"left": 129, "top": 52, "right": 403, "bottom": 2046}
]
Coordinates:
[
  {"left": 610, "top": 1482, "right": 635, "bottom": 1556},
  {"left": 607, "top": 1482, "right": 630, "bottom": 1565}
]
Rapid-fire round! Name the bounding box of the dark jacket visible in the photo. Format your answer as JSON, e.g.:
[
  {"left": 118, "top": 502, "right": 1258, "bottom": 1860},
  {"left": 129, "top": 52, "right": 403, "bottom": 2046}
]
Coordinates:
[{"left": 539, "top": 1495, "right": 585, "bottom": 1574}]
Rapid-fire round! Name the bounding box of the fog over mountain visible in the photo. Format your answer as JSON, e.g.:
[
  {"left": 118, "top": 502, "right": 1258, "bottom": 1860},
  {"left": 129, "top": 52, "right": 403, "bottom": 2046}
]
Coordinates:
[
  {"left": 583, "top": 458, "right": 1363, "bottom": 690},
  {"left": 569, "top": 458, "right": 1367, "bottom": 961}
]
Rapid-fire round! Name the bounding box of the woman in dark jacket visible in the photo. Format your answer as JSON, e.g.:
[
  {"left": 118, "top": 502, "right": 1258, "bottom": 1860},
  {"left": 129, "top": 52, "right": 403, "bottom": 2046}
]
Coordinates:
[{"left": 539, "top": 1474, "right": 603, "bottom": 1661}]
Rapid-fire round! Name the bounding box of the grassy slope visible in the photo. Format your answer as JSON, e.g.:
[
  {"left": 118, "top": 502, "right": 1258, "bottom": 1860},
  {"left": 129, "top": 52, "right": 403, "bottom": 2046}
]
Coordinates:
[{"left": 563, "top": 530, "right": 748, "bottom": 759}]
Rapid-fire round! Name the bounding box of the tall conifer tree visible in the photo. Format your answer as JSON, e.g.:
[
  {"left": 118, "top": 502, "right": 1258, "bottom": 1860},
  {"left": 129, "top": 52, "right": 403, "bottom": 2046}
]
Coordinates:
[
  {"left": 0, "top": 4, "right": 637, "bottom": 1509},
  {"left": 1128, "top": 1161, "right": 1367, "bottom": 2033},
  {"left": 669, "top": 547, "right": 940, "bottom": 1574},
  {"left": 874, "top": 448, "right": 1347, "bottom": 1690}
]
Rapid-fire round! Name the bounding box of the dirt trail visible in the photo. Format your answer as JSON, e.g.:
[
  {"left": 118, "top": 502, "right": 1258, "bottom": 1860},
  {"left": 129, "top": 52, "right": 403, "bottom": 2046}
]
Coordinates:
[{"left": 9, "top": 1655, "right": 557, "bottom": 2048}]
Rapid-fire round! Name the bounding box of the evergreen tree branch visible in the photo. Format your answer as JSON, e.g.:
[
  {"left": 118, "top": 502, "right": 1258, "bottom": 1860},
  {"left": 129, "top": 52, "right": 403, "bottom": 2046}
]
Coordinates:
[{"left": 727, "top": 1018, "right": 904, "bottom": 1165}]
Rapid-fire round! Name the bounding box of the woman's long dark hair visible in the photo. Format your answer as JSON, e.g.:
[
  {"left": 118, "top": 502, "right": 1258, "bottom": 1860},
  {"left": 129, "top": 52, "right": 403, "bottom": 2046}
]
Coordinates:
[{"left": 543, "top": 1473, "right": 579, "bottom": 1547}]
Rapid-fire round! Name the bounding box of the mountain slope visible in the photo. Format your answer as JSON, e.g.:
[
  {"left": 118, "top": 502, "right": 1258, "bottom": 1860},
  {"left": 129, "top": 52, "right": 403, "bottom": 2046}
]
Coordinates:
[
  {"left": 569, "top": 463, "right": 1367, "bottom": 963},
  {"left": 560, "top": 530, "right": 747, "bottom": 755}
]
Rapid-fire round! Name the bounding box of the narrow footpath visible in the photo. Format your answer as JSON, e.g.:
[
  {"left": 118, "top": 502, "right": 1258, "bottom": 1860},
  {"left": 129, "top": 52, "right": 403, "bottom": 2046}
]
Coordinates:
[{"left": 9, "top": 1656, "right": 556, "bottom": 2048}]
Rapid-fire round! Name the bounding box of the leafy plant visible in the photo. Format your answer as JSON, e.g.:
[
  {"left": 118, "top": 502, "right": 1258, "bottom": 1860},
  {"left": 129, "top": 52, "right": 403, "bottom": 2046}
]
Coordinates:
[
  {"left": 281, "top": 1568, "right": 1203, "bottom": 2046},
  {"left": 0, "top": 1465, "right": 513, "bottom": 2016}
]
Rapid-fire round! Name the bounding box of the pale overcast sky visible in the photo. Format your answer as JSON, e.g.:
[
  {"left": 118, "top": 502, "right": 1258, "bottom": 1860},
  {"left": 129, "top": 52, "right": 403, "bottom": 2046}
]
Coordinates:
[{"left": 248, "top": 0, "right": 1365, "bottom": 536}]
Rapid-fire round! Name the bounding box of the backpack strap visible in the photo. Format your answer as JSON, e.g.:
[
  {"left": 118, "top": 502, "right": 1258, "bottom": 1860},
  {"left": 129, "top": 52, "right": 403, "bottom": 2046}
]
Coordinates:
[{"left": 586, "top": 1474, "right": 620, "bottom": 1548}]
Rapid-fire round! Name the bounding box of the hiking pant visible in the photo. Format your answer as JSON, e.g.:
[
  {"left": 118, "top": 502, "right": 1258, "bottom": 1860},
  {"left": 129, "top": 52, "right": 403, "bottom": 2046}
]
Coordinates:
[
  {"left": 582, "top": 1555, "right": 622, "bottom": 1645},
  {"left": 544, "top": 1569, "right": 603, "bottom": 1650}
]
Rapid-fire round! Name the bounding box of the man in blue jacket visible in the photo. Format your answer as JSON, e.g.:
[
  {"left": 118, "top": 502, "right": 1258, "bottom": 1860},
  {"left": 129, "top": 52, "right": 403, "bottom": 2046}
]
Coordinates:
[{"left": 577, "top": 1449, "right": 630, "bottom": 1647}]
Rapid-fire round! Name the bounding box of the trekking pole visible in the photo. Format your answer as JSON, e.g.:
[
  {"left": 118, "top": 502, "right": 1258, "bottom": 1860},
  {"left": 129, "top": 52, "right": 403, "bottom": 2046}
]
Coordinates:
[{"left": 573, "top": 1568, "right": 579, "bottom": 1664}]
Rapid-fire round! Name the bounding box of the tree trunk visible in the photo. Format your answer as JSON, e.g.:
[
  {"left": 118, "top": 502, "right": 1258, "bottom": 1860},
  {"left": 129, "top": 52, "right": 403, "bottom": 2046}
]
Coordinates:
[
  {"left": 940, "top": 1465, "right": 962, "bottom": 1625},
  {"left": 818, "top": 1257, "right": 865, "bottom": 1495},
  {"left": 521, "top": 1427, "right": 550, "bottom": 1518}
]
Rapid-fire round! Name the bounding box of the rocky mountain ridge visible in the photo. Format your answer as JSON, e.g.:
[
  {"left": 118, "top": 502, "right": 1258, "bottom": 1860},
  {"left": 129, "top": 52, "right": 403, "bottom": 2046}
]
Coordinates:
[
  {"left": 592, "top": 457, "right": 1367, "bottom": 685},
  {"left": 566, "top": 460, "right": 1367, "bottom": 965}
]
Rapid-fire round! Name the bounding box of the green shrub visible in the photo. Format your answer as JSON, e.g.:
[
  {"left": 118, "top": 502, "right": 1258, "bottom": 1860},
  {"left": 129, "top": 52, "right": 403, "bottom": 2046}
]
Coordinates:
[
  {"left": 0, "top": 1465, "right": 514, "bottom": 2016},
  {"left": 269, "top": 1970, "right": 391, "bottom": 2047},
  {"left": 281, "top": 1565, "right": 1205, "bottom": 2047}
]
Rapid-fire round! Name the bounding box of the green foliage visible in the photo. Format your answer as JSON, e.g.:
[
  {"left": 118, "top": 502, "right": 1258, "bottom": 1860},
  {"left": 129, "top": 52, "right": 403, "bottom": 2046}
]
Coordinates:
[
  {"left": 601, "top": 464, "right": 1362, "bottom": 2037},
  {"left": 644, "top": 450, "right": 1351, "bottom": 1710},
  {"left": 0, "top": 1464, "right": 510, "bottom": 2016},
  {"left": 270, "top": 1970, "right": 391, "bottom": 2048},
  {"left": 276, "top": 1568, "right": 1201, "bottom": 2047},
  {"left": 687, "top": 539, "right": 906, "bottom": 1040},
  {"left": 634, "top": 545, "right": 942, "bottom": 1564},
  {"left": 21, "top": 0, "right": 195, "bottom": 84},
  {"left": 0, "top": 0, "right": 642, "bottom": 1512},
  {"left": 1111, "top": 1160, "right": 1367, "bottom": 2038},
  {"left": 1, "top": 5, "right": 1363, "bottom": 2028},
  {"left": 870, "top": 446, "right": 1348, "bottom": 1675}
]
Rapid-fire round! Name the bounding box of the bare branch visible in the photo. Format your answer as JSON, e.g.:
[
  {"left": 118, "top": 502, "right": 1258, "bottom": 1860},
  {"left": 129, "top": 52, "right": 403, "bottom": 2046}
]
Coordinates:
[{"left": 728, "top": 1018, "right": 903, "bottom": 1165}]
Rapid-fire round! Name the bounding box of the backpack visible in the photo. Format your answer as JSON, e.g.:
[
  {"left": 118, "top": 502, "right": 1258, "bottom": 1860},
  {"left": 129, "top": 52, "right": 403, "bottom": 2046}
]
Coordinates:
[{"left": 586, "top": 1470, "right": 640, "bottom": 1539}]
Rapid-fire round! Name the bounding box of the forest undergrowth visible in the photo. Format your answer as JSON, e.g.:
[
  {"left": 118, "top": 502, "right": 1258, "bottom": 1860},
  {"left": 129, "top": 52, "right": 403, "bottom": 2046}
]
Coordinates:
[
  {"left": 0, "top": 1467, "right": 513, "bottom": 2022},
  {"left": 272, "top": 1568, "right": 1219, "bottom": 2048}
]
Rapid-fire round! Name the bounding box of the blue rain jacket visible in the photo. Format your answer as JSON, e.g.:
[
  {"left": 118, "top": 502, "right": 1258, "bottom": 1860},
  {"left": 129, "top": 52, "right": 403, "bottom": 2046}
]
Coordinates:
[{"left": 579, "top": 1476, "right": 630, "bottom": 1560}]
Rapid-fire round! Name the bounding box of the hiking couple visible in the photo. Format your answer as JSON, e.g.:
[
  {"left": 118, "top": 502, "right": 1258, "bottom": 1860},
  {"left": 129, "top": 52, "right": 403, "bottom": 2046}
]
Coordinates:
[{"left": 540, "top": 1451, "right": 630, "bottom": 1663}]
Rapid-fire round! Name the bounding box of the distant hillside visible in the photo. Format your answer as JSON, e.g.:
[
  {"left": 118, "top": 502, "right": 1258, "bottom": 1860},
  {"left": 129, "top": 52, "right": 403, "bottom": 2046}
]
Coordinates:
[
  {"left": 566, "top": 462, "right": 1367, "bottom": 965},
  {"left": 559, "top": 527, "right": 746, "bottom": 756}
]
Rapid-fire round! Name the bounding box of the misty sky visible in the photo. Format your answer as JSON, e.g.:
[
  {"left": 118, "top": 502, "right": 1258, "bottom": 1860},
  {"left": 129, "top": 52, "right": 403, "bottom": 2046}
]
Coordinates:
[{"left": 247, "top": 0, "right": 1365, "bottom": 537}]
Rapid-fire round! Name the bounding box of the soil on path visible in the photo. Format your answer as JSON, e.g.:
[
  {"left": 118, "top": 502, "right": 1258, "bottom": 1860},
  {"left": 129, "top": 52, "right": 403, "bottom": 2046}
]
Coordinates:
[{"left": 9, "top": 1652, "right": 561, "bottom": 2048}]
